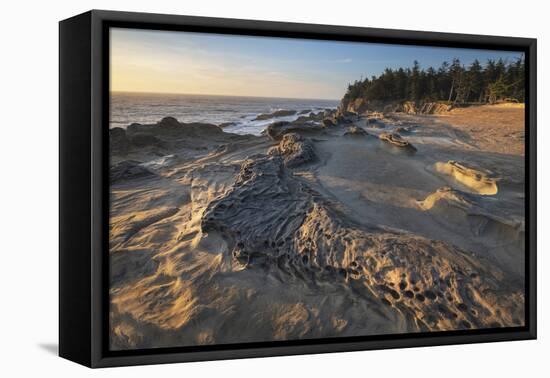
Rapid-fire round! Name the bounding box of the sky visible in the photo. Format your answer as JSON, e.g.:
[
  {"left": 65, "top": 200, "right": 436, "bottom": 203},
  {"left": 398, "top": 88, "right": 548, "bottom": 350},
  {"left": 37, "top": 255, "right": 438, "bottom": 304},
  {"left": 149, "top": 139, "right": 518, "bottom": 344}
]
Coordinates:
[{"left": 110, "top": 28, "right": 523, "bottom": 100}]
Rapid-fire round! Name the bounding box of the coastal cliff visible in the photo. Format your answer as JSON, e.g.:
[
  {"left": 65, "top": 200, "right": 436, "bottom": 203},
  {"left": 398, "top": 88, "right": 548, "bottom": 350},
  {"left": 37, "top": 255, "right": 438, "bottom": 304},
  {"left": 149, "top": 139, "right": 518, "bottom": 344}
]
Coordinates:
[{"left": 339, "top": 97, "right": 453, "bottom": 115}]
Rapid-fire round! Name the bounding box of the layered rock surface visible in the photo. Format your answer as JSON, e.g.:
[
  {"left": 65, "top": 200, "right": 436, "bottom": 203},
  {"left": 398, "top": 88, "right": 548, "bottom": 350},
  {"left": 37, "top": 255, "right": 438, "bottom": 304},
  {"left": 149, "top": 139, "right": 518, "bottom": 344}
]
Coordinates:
[{"left": 108, "top": 110, "right": 525, "bottom": 350}]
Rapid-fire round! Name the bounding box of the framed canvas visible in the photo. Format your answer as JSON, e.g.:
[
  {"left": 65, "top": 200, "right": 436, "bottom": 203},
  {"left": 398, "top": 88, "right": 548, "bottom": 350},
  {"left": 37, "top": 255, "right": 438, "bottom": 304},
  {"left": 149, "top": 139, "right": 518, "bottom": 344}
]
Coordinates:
[{"left": 59, "top": 10, "right": 537, "bottom": 368}]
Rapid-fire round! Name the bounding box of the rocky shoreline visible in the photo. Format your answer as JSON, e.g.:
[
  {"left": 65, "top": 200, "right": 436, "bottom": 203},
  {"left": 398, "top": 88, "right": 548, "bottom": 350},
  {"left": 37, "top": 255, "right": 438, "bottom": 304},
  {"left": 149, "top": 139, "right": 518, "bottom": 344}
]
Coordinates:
[{"left": 109, "top": 104, "right": 525, "bottom": 350}]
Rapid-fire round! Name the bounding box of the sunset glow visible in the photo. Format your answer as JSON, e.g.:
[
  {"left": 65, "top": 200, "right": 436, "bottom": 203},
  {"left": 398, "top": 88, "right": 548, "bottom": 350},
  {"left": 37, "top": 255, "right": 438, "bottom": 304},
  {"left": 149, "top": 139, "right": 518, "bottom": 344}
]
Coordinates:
[{"left": 110, "top": 28, "right": 521, "bottom": 99}]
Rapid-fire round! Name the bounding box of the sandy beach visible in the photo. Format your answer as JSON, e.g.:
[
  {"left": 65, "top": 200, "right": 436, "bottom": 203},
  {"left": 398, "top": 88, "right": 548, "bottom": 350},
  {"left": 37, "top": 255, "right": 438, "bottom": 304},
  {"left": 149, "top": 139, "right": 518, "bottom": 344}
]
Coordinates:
[{"left": 109, "top": 104, "right": 525, "bottom": 350}]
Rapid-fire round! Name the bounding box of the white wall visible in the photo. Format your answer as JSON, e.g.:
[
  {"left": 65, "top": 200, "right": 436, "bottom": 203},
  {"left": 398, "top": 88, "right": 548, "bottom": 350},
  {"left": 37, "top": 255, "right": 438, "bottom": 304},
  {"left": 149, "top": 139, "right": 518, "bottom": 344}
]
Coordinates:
[{"left": 1, "top": 0, "right": 546, "bottom": 376}]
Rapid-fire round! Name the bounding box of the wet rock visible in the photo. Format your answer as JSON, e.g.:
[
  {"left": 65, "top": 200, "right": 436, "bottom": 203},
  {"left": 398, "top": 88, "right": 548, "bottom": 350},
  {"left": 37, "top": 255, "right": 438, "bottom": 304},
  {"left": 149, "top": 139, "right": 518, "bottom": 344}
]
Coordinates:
[
  {"left": 158, "top": 116, "right": 180, "bottom": 129},
  {"left": 130, "top": 133, "right": 162, "bottom": 148},
  {"left": 156, "top": 117, "right": 223, "bottom": 136},
  {"left": 254, "top": 109, "right": 297, "bottom": 121},
  {"left": 292, "top": 115, "right": 318, "bottom": 125},
  {"left": 266, "top": 121, "right": 325, "bottom": 141},
  {"left": 322, "top": 118, "right": 336, "bottom": 127},
  {"left": 110, "top": 127, "right": 129, "bottom": 155},
  {"left": 335, "top": 115, "right": 354, "bottom": 124}
]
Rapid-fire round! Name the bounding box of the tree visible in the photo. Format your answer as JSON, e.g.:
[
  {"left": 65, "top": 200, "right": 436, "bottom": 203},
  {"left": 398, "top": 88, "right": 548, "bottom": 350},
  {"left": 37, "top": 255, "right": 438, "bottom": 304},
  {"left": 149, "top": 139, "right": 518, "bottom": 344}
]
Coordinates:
[
  {"left": 448, "top": 58, "right": 463, "bottom": 103},
  {"left": 487, "top": 78, "right": 508, "bottom": 104},
  {"left": 425, "top": 67, "right": 438, "bottom": 101},
  {"left": 409, "top": 60, "right": 422, "bottom": 101},
  {"left": 467, "top": 59, "right": 483, "bottom": 102},
  {"left": 341, "top": 57, "right": 525, "bottom": 106}
]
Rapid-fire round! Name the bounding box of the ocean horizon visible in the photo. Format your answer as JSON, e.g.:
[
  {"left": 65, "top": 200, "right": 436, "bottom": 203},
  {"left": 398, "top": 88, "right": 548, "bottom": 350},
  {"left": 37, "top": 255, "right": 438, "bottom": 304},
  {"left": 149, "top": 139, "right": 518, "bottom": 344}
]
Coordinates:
[{"left": 110, "top": 92, "right": 340, "bottom": 135}]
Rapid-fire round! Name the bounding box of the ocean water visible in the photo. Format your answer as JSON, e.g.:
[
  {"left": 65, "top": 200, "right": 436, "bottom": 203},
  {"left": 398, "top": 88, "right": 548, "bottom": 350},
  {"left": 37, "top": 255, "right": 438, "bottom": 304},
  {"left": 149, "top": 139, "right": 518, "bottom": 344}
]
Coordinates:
[{"left": 110, "top": 92, "right": 339, "bottom": 135}]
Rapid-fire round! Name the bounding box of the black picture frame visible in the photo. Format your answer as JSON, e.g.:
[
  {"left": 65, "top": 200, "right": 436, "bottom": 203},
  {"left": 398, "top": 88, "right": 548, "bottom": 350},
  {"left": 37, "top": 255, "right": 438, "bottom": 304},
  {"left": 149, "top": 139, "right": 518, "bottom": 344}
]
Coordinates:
[{"left": 59, "top": 9, "right": 537, "bottom": 368}]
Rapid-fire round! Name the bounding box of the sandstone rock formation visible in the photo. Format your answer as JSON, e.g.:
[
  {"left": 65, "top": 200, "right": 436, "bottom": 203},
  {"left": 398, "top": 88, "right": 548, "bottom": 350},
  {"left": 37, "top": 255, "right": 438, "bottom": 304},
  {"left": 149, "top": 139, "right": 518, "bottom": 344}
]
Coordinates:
[
  {"left": 266, "top": 120, "right": 325, "bottom": 141},
  {"left": 379, "top": 132, "right": 417, "bottom": 151},
  {"left": 435, "top": 161, "right": 498, "bottom": 195},
  {"left": 268, "top": 133, "right": 316, "bottom": 168}
]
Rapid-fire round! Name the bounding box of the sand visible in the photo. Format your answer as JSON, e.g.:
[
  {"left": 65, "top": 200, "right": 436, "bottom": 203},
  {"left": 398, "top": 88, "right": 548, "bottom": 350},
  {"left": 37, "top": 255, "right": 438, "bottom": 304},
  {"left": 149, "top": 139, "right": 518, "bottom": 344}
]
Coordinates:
[
  {"left": 430, "top": 103, "right": 525, "bottom": 156},
  {"left": 108, "top": 106, "right": 525, "bottom": 350}
]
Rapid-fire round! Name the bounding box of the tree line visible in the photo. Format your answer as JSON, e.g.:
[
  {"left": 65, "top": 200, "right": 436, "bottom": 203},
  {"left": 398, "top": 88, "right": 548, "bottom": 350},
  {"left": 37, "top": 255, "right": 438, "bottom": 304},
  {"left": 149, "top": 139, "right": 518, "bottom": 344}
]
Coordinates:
[{"left": 342, "top": 57, "right": 525, "bottom": 106}]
